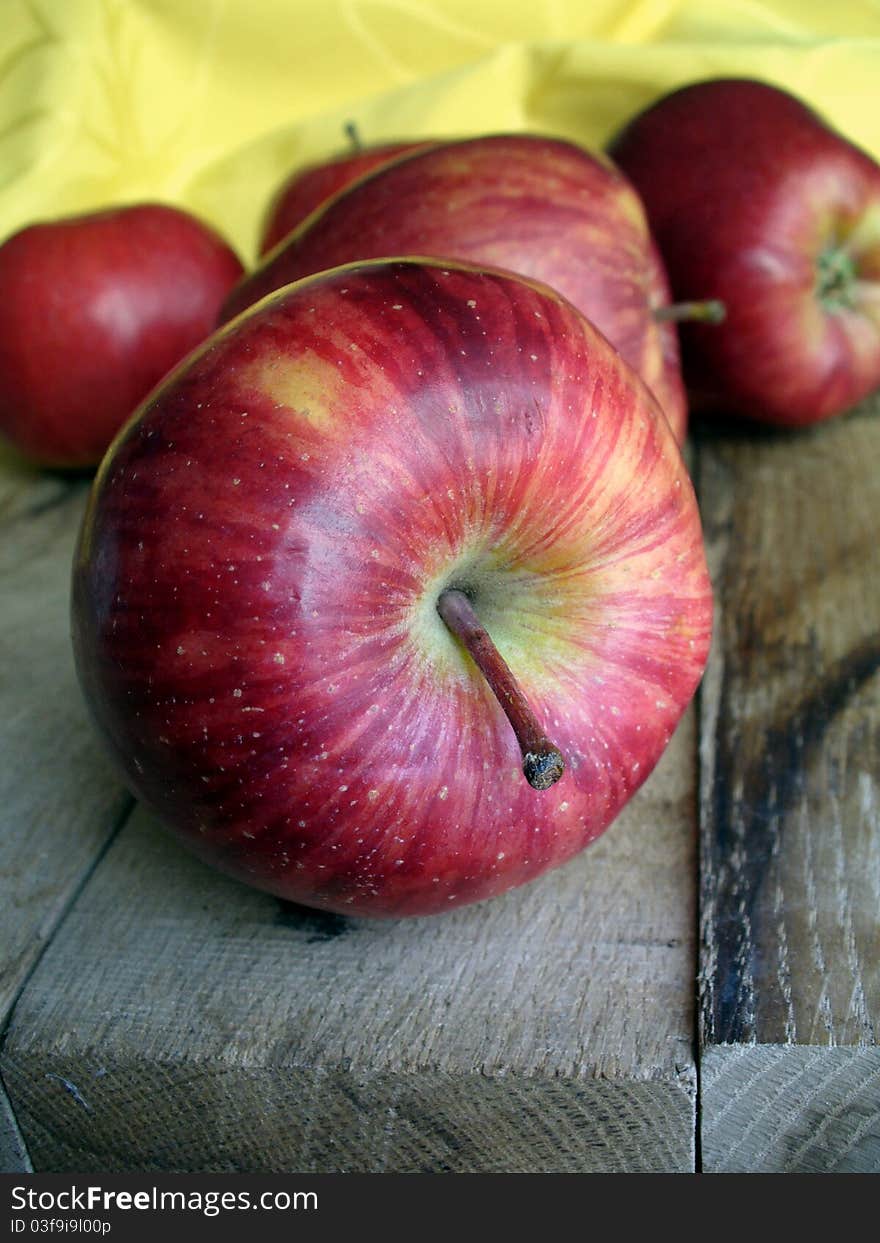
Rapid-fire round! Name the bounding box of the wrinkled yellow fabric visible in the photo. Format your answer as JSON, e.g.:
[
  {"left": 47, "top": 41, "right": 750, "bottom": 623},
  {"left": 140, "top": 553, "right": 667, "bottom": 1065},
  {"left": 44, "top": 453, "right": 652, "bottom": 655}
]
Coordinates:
[{"left": 2, "top": 0, "right": 879, "bottom": 262}]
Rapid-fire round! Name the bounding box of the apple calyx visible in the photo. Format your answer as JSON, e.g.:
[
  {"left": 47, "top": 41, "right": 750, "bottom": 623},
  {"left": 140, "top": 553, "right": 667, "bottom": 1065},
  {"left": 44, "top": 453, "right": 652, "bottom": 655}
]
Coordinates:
[
  {"left": 436, "top": 588, "right": 565, "bottom": 792},
  {"left": 652, "top": 299, "right": 727, "bottom": 324},
  {"left": 816, "top": 246, "right": 858, "bottom": 311}
]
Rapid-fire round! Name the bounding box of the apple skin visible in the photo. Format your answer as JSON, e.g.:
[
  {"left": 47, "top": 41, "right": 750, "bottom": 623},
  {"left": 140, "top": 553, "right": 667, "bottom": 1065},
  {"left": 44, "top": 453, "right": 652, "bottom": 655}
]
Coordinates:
[
  {"left": 73, "top": 257, "right": 712, "bottom": 918},
  {"left": 223, "top": 135, "right": 689, "bottom": 442},
  {"left": 0, "top": 203, "right": 244, "bottom": 468},
  {"left": 259, "top": 140, "right": 429, "bottom": 256},
  {"left": 609, "top": 78, "right": 880, "bottom": 427}
]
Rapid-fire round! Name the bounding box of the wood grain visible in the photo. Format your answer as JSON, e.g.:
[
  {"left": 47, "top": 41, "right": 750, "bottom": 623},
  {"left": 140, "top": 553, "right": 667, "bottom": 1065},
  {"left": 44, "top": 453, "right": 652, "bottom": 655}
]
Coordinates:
[
  {"left": 0, "top": 1078, "right": 31, "bottom": 1172},
  {"left": 701, "top": 1045, "right": 880, "bottom": 1173},
  {"left": 696, "top": 399, "right": 880, "bottom": 1173},
  {"left": 0, "top": 455, "right": 132, "bottom": 1162},
  {"left": 1, "top": 713, "right": 698, "bottom": 1173}
]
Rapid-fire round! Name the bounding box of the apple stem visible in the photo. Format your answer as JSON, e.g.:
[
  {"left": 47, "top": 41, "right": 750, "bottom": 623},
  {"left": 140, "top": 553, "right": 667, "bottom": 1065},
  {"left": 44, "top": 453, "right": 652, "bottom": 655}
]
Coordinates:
[
  {"left": 344, "top": 120, "right": 363, "bottom": 153},
  {"left": 653, "top": 299, "right": 726, "bottom": 324},
  {"left": 436, "top": 588, "right": 565, "bottom": 791}
]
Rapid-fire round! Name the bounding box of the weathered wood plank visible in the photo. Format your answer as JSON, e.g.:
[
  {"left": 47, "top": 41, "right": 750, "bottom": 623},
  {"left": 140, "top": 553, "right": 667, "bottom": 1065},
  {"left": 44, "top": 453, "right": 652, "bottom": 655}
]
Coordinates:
[
  {"left": 0, "top": 1078, "right": 31, "bottom": 1173},
  {"left": 2, "top": 711, "right": 698, "bottom": 1173},
  {"left": 0, "top": 452, "right": 132, "bottom": 1147},
  {"left": 696, "top": 399, "right": 880, "bottom": 1173}
]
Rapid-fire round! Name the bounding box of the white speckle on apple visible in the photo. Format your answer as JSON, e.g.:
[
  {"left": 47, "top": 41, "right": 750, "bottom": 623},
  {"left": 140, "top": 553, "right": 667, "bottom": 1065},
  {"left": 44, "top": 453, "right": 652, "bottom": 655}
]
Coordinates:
[
  {"left": 232, "top": 688, "right": 242, "bottom": 697},
  {"left": 232, "top": 478, "right": 240, "bottom": 486},
  {"left": 438, "top": 786, "right": 448, "bottom": 800},
  {"left": 558, "top": 801, "right": 570, "bottom": 812},
  {"left": 273, "top": 652, "right": 285, "bottom": 665},
  {"left": 176, "top": 645, "right": 184, "bottom": 655},
  {"left": 497, "top": 851, "right": 506, "bottom": 861},
  {"left": 467, "top": 300, "right": 476, "bottom": 308},
  {"left": 367, "top": 789, "right": 379, "bottom": 801},
  {"left": 392, "top": 304, "right": 403, "bottom": 310},
  {"left": 530, "top": 354, "right": 538, "bottom": 361}
]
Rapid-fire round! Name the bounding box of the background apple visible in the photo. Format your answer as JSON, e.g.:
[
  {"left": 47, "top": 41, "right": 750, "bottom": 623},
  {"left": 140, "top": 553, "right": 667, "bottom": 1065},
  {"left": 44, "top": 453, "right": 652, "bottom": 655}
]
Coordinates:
[
  {"left": 223, "top": 135, "right": 690, "bottom": 442},
  {"left": 609, "top": 77, "right": 880, "bottom": 427},
  {"left": 73, "top": 257, "right": 712, "bottom": 918},
  {"left": 0, "top": 203, "right": 244, "bottom": 468},
  {"left": 259, "top": 136, "right": 430, "bottom": 256}
]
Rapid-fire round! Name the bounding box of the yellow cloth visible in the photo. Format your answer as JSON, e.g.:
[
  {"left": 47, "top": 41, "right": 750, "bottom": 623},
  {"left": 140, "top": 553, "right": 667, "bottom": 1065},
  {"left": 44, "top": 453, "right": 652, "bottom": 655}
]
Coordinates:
[{"left": 2, "top": 0, "right": 879, "bottom": 262}]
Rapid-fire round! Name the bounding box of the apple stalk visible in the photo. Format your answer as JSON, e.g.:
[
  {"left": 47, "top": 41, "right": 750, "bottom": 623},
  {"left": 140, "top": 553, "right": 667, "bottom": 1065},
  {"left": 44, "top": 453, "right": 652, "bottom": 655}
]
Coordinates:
[
  {"left": 344, "top": 120, "right": 363, "bottom": 153},
  {"left": 437, "top": 588, "right": 565, "bottom": 791},
  {"left": 652, "top": 299, "right": 726, "bottom": 324}
]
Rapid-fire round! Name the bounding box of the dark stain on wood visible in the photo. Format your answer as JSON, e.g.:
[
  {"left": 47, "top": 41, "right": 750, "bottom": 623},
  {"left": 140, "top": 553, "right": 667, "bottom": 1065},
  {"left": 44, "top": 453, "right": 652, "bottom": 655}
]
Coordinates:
[
  {"left": 275, "top": 900, "right": 351, "bottom": 941},
  {"left": 703, "top": 633, "right": 880, "bottom": 1044}
]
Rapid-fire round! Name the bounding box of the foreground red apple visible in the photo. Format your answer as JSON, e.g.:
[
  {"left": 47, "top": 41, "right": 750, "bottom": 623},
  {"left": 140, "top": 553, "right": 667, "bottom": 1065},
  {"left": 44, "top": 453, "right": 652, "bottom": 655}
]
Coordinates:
[
  {"left": 259, "top": 137, "right": 429, "bottom": 255},
  {"left": 73, "top": 258, "right": 712, "bottom": 918},
  {"left": 223, "top": 135, "right": 690, "bottom": 442},
  {"left": 0, "top": 203, "right": 244, "bottom": 468},
  {"left": 609, "top": 78, "right": 880, "bottom": 427}
]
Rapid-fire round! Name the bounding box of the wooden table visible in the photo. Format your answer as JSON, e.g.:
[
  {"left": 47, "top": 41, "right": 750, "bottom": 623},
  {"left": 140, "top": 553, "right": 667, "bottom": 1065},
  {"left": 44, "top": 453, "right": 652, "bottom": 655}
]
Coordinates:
[{"left": 1, "top": 404, "right": 878, "bottom": 1174}]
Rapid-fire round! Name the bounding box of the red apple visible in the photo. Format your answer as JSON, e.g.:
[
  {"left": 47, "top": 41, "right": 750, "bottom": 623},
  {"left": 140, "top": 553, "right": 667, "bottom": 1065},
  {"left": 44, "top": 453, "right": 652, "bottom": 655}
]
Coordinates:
[
  {"left": 259, "top": 138, "right": 429, "bottom": 256},
  {"left": 73, "top": 257, "right": 712, "bottom": 918},
  {"left": 609, "top": 78, "right": 880, "bottom": 427},
  {"left": 223, "top": 135, "right": 690, "bottom": 442},
  {"left": 0, "top": 203, "right": 244, "bottom": 468}
]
